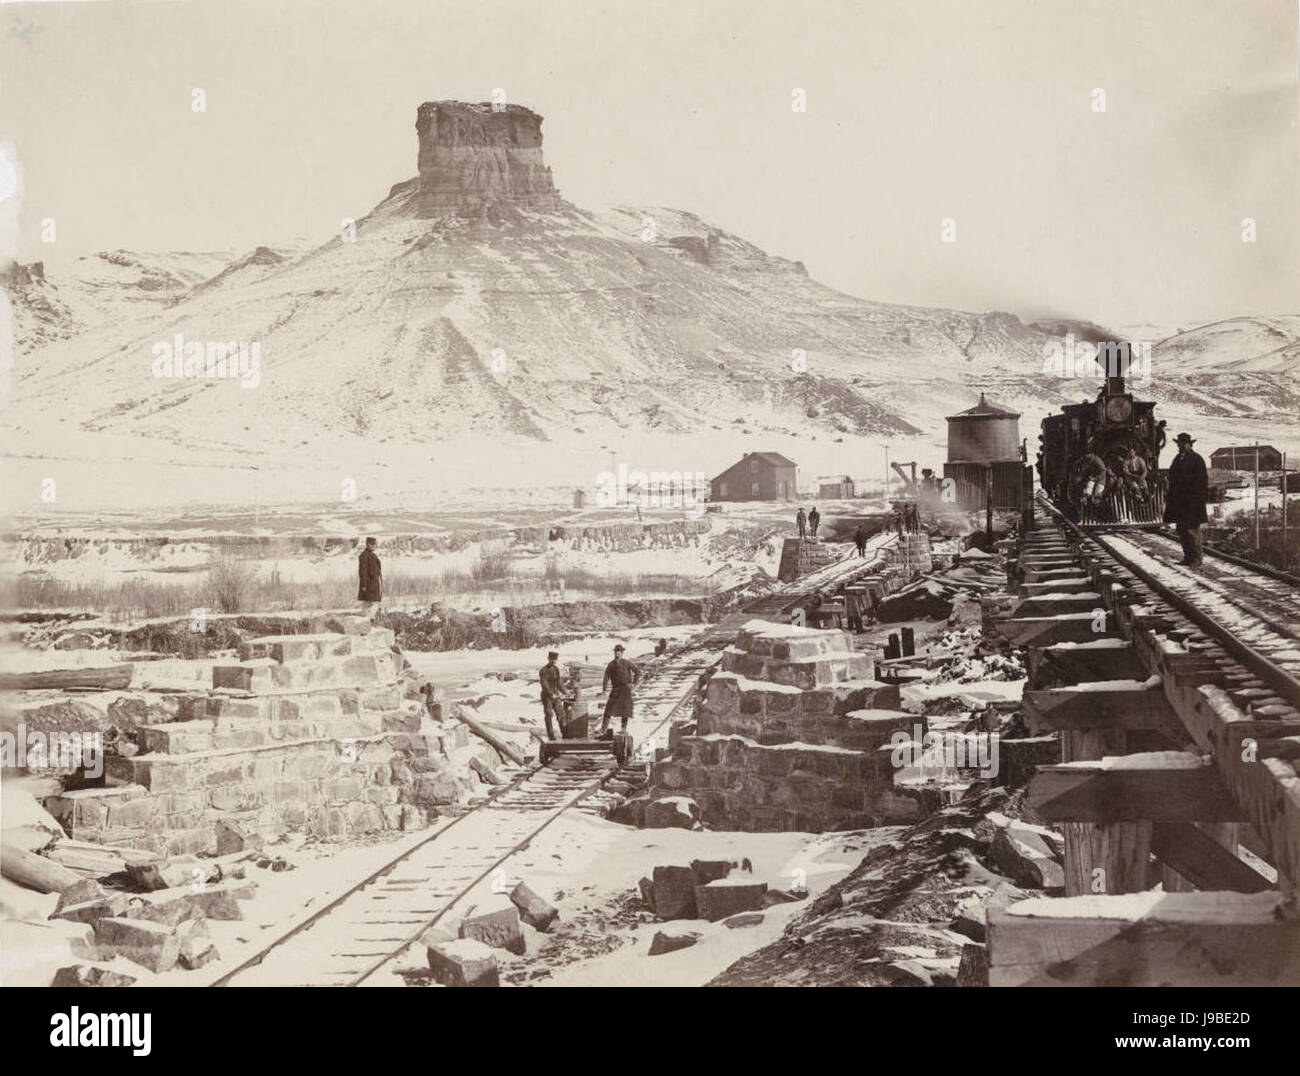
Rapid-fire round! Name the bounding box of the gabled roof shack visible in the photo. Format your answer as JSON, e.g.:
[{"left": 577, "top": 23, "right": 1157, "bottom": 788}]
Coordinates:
[{"left": 744, "top": 451, "right": 798, "bottom": 467}]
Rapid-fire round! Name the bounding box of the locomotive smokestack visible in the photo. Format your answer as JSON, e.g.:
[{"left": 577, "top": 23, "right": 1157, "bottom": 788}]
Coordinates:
[{"left": 1102, "top": 340, "right": 1130, "bottom": 396}]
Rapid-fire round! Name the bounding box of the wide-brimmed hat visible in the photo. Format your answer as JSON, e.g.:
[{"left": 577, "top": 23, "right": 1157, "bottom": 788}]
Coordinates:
[
  {"left": 1174, "top": 432, "right": 1196, "bottom": 445},
  {"left": 613, "top": 644, "right": 625, "bottom": 652}
]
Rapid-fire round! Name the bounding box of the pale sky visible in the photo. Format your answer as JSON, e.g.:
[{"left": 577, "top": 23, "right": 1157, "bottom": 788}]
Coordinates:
[{"left": 0, "top": 0, "right": 1295, "bottom": 330}]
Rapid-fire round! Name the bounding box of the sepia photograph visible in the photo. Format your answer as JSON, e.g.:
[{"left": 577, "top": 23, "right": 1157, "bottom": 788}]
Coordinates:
[{"left": 0, "top": 0, "right": 1297, "bottom": 1040}]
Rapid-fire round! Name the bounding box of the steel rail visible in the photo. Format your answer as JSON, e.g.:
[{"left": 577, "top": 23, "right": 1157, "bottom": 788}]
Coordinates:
[{"left": 1037, "top": 493, "right": 1300, "bottom": 709}]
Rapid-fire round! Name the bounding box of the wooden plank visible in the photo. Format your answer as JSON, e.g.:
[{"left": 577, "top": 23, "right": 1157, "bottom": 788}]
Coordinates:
[
  {"left": 1164, "top": 678, "right": 1300, "bottom": 890},
  {"left": 1028, "top": 756, "right": 1243, "bottom": 823},
  {"left": 42, "top": 843, "right": 126, "bottom": 877},
  {"left": 1026, "top": 640, "right": 1146, "bottom": 688},
  {"left": 1024, "top": 680, "right": 1176, "bottom": 733},
  {"left": 449, "top": 703, "right": 527, "bottom": 766},
  {"left": 1013, "top": 593, "right": 1103, "bottom": 618},
  {"left": 1060, "top": 821, "right": 1150, "bottom": 895},
  {"left": 0, "top": 665, "right": 133, "bottom": 691},
  {"left": 997, "top": 613, "right": 1111, "bottom": 647},
  {"left": 0, "top": 843, "right": 83, "bottom": 892},
  {"left": 1151, "top": 822, "right": 1273, "bottom": 893},
  {"left": 987, "top": 891, "right": 1300, "bottom": 986}
]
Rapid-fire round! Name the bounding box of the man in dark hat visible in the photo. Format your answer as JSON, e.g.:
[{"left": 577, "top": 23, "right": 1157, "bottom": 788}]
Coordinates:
[
  {"left": 538, "top": 650, "right": 567, "bottom": 741},
  {"left": 1164, "top": 432, "right": 1208, "bottom": 567},
  {"left": 357, "top": 537, "right": 382, "bottom": 620},
  {"left": 599, "top": 643, "right": 641, "bottom": 737},
  {"left": 796, "top": 506, "right": 807, "bottom": 539},
  {"left": 808, "top": 505, "right": 821, "bottom": 537}
]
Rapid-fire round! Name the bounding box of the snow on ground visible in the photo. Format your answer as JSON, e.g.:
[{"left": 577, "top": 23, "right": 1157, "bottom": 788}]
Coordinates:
[{"left": 363, "top": 811, "right": 898, "bottom": 988}]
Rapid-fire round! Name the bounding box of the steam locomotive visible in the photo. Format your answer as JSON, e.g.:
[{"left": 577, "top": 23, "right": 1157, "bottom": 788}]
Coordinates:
[{"left": 1037, "top": 373, "right": 1167, "bottom": 525}]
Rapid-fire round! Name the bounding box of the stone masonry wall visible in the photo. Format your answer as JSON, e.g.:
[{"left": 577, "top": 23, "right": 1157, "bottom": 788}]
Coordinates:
[
  {"left": 40, "top": 618, "right": 482, "bottom": 855},
  {"left": 647, "top": 620, "right": 935, "bottom": 831}
]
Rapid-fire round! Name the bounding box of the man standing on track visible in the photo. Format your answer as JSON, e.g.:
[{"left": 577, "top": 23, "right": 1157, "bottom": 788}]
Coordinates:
[
  {"left": 854, "top": 523, "right": 869, "bottom": 557},
  {"left": 1164, "top": 432, "right": 1208, "bottom": 567},
  {"left": 538, "top": 651, "right": 567, "bottom": 741},
  {"left": 599, "top": 643, "right": 641, "bottom": 737}
]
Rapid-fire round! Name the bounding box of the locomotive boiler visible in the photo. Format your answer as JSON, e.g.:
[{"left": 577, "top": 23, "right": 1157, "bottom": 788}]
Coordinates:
[{"left": 1037, "top": 372, "right": 1167, "bottom": 524}]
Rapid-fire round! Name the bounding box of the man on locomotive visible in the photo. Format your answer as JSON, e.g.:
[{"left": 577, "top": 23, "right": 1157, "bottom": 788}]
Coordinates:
[{"left": 1164, "top": 432, "right": 1208, "bottom": 567}]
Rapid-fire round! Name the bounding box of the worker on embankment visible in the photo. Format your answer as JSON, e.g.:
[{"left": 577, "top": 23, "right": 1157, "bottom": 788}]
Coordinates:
[
  {"left": 538, "top": 650, "right": 567, "bottom": 741},
  {"left": 796, "top": 506, "right": 807, "bottom": 538},
  {"left": 599, "top": 643, "right": 641, "bottom": 737},
  {"left": 1164, "top": 432, "right": 1208, "bottom": 567},
  {"left": 357, "top": 537, "right": 382, "bottom": 620},
  {"left": 808, "top": 506, "right": 821, "bottom": 537}
]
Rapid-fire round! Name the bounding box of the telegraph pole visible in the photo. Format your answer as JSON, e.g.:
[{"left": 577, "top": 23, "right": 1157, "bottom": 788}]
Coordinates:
[
  {"left": 1282, "top": 451, "right": 1289, "bottom": 571},
  {"left": 1254, "top": 442, "right": 1261, "bottom": 552}
]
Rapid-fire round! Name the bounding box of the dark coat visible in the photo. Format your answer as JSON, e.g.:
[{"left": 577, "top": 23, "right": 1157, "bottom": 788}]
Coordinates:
[
  {"left": 1164, "top": 449, "right": 1208, "bottom": 527},
  {"left": 357, "top": 549, "right": 382, "bottom": 601},
  {"left": 539, "top": 662, "right": 564, "bottom": 701}
]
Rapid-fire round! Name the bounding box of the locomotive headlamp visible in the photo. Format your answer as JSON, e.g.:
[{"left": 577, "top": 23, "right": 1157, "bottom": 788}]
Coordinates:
[{"left": 1104, "top": 395, "right": 1133, "bottom": 423}]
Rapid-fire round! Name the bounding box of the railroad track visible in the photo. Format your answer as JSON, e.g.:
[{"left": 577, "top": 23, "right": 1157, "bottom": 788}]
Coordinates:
[
  {"left": 1036, "top": 503, "right": 1300, "bottom": 707},
  {"left": 1022, "top": 494, "right": 1300, "bottom": 895},
  {"left": 209, "top": 535, "right": 895, "bottom": 986}
]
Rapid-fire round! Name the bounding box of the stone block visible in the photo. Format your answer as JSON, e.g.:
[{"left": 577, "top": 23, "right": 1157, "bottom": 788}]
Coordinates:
[
  {"left": 93, "top": 917, "right": 180, "bottom": 973},
  {"left": 53, "top": 878, "right": 106, "bottom": 912},
  {"left": 648, "top": 929, "right": 701, "bottom": 955},
  {"left": 50, "top": 964, "right": 137, "bottom": 988},
  {"left": 723, "top": 912, "right": 765, "bottom": 929},
  {"left": 427, "top": 938, "right": 499, "bottom": 987},
  {"left": 177, "top": 918, "right": 218, "bottom": 970},
  {"left": 458, "top": 894, "right": 526, "bottom": 955},
  {"left": 651, "top": 865, "right": 698, "bottom": 919},
  {"left": 690, "top": 859, "right": 735, "bottom": 885},
  {"left": 644, "top": 796, "right": 699, "bottom": 829},
  {"left": 53, "top": 894, "right": 130, "bottom": 925},
  {"left": 696, "top": 879, "right": 768, "bottom": 921},
  {"left": 509, "top": 882, "right": 558, "bottom": 932},
  {"left": 638, "top": 876, "right": 656, "bottom": 911}
]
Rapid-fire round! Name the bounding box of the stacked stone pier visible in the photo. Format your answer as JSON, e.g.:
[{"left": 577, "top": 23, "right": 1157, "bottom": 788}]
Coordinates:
[
  {"left": 776, "top": 537, "right": 839, "bottom": 582},
  {"left": 48, "top": 618, "right": 481, "bottom": 856},
  {"left": 645, "top": 620, "right": 935, "bottom": 831}
]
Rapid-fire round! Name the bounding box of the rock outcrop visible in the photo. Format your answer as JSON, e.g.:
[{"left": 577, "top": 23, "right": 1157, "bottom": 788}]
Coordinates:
[{"left": 415, "top": 101, "right": 562, "bottom": 214}]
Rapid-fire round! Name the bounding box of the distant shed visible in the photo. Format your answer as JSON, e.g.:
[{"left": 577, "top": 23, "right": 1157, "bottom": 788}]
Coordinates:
[{"left": 818, "top": 475, "right": 855, "bottom": 499}]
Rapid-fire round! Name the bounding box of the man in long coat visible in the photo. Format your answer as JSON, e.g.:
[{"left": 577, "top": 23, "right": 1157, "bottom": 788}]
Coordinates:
[
  {"left": 599, "top": 643, "right": 641, "bottom": 736},
  {"left": 1163, "top": 432, "right": 1208, "bottom": 567},
  {"left": 357, "top": 537, "right": 383, "bottom": 619},
  {"left": 796, "top": 507, "right": 807, "bottom": 538}
]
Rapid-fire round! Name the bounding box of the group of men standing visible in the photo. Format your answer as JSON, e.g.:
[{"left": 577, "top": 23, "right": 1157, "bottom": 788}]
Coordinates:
[
  {"left": 537, "top": 644, "right": 640, "bottom": 741},
  {"left": 795, "top": 505, "right": 820, "bottom": 538}
]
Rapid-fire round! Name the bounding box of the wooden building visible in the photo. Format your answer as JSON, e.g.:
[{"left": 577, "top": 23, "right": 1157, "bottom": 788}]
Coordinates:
[
  {"left": 710, "top": 452, "right": 798, "bottom": 502},
  {"left": 1210, "top": 445, "right": 1282, "bottom": 471}
]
